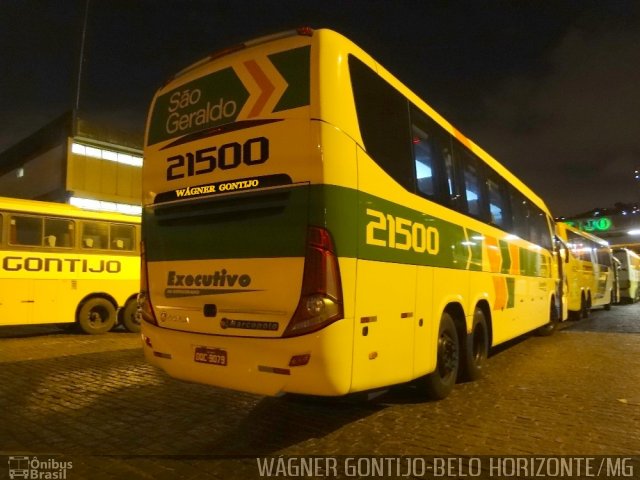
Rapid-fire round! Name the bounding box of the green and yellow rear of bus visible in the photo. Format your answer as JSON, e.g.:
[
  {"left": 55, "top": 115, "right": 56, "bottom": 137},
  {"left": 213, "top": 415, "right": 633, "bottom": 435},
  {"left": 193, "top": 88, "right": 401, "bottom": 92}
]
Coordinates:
[{"left": 140, "top": 28, "right": 558, "bottom": 398}]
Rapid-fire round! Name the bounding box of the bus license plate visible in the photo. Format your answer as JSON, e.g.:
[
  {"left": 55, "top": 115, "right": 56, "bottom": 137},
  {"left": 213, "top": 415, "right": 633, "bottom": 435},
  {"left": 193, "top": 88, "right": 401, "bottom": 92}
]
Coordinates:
[{"left": 194, "top": 346, "right": 227, "bottom": 366}]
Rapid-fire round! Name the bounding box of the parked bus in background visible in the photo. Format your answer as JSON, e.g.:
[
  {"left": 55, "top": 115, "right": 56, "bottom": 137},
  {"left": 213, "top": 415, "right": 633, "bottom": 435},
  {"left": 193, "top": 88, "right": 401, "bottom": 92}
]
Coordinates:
[
  {"left": 613, "top": 247, "right": 640, "bottom": 303},
  {"left": 139, "top": 28, "right": 561, "bottom": 400},
  {"left": 0, "top": 196, "right": 141, "bottom": 334},
  {"left": 556, "top": 222, "right": 615, "bottom": 318}
]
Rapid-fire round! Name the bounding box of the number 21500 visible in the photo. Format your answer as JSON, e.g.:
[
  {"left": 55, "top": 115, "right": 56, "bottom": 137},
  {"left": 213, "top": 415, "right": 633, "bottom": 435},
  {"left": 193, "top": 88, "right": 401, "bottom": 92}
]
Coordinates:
[{"left": 366, "top": 208, "right": 439, "bottom": 255}]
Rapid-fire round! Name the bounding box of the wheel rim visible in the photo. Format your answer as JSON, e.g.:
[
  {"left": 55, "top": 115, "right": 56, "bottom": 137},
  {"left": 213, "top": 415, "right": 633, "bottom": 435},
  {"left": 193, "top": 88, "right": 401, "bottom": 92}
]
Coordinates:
[
  {"left": 88, "top": 306, "right": 110, "bottom": 328},
  {"left": 437, "top": 330, "right": 458, "bottom": 378},
  {"left": 127, "top": 305, "right": 140, "bottom": 326}
]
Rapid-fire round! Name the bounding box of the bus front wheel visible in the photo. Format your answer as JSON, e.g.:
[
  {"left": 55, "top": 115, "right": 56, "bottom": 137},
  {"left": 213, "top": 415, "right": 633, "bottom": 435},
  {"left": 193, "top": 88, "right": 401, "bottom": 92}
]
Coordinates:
[
  {"left": 420, "top": 312, "right": 459, "bottom": 400},
  {"left": 78, "top": 297, "right": 117, "bottom": 335}
]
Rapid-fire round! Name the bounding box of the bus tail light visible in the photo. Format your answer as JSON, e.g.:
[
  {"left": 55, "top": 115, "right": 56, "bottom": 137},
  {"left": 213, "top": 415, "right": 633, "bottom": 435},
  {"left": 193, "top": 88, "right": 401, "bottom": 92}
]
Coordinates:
[
  {"left": 284, "top": 227, "right": 343, "bottom": 337},
  {"left": 138, "top": 240, "right": 159, "bottom": 326}
]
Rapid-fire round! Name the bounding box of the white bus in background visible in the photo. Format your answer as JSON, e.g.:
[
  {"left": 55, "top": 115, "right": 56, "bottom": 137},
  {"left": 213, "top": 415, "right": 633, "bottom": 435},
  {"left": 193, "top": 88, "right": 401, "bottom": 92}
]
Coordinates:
[{"left": 613, "top": 247, "right": 640, "bottom": 303}]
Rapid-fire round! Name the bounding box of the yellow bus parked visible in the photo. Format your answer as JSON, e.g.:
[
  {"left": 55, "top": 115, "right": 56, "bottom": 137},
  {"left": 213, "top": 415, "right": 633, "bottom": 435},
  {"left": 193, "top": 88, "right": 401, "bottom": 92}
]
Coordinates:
[
  {"left": 139, "top": 28, "right": 560, "bottom": 399},
  {"left": 556, "top": 222, "right": 615, "bottom": 318},
  {"left": 0, "top": 196, "right": 140, "bottom": 334}
]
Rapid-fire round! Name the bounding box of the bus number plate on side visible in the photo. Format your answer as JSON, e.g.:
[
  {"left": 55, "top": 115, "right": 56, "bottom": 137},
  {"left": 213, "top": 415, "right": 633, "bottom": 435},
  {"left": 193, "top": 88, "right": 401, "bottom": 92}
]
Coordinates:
[{"left": 194, "top": 346, "right": 228, "bottom": 366}]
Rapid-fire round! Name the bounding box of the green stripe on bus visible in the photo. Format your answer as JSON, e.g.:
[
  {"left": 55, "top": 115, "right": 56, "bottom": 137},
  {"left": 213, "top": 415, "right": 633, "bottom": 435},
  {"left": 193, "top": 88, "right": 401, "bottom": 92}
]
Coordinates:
[
  {"left": 520, "top": 248, "right": 542, "bottom": 277},
  {"left": 354, "top": 190, "right": 467, "bottom": 269},
  {"left": 499, "top": 239, "right": 511, "bottom": 274},
  {"left": 144, "top": 183, "right": 549, "bottom": 279},
  {"left": 506, "top": 277, "right": 515, "bottom": 308},
  {"left": 466, "top": 228, "right": 483, "bottom": 272}
]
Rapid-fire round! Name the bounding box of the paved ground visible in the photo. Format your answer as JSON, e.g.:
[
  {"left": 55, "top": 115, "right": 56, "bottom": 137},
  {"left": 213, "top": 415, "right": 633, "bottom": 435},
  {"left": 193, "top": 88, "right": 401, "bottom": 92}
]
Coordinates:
[{"left": 1, "top": 304, "right": 639, "bottom": 479}]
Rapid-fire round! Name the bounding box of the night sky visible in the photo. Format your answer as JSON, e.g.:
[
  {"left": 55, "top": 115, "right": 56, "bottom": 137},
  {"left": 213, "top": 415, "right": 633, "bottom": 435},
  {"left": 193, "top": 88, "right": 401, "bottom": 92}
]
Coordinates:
[{"left": 2, "top": 0, "right": 639, "bottom": 216}]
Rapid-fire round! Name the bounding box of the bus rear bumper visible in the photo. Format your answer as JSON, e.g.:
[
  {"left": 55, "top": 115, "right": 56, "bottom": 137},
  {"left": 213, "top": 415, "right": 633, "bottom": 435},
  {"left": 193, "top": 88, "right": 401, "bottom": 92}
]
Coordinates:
[{"left": 141, "top": 319, "right": 354, "bottom": 397}]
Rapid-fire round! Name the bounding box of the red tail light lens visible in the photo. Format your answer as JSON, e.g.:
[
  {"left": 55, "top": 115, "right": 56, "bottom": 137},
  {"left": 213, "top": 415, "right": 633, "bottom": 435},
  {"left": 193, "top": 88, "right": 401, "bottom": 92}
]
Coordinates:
[{"left": 284, "top": 227, "right": 343, "bottom": 337}]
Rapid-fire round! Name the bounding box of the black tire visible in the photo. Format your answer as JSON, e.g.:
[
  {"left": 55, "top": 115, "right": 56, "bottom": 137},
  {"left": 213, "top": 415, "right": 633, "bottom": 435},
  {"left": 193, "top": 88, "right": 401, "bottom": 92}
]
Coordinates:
[
  {"left": 121, "top": 298, "right": 140, "bottom": 333},
  {"left": 420, "top": 312, "right": 460, "bottom": 400},
  {"left": 580, "top": 294, "right": 590, "bottom": 319},
  {"left": 460, "top": 307, "right": 489, "bottom": 382},
  {"left": 77, "top": 297, "right": 117, "bottom": 335},
  {"left": 537, "top": 301, "right": 559, "bottom": 337}
]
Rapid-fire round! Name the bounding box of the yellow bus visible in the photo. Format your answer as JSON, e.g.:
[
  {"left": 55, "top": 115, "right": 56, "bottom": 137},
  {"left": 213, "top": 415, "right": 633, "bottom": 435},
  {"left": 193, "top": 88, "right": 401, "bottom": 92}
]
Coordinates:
[
  {"left": 556, "top": 222, "right": 615, "bottom": 318},
  {"left": 613, "top": 247, "right": 640, "bottom": 303},
  {"left": 0, "top": 196, "right": 140, "bottom": 334},
  {"left": 139, "top": 28, "right": 560, "bottom": 399}
]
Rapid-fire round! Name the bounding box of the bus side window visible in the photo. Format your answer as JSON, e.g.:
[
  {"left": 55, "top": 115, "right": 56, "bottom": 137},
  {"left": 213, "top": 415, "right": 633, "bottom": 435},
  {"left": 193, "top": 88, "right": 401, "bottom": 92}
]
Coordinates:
[
  {"left": 44, "top": 218, "right": 75, "bottom": 248},
  {"left": 528, "top": 209, "right": 553, "bottom": 251},
  {"left": 410, "top": 105, "right": 451, "bottom": 202},
  {"left": 451, "top": 140, "right": 489, "bottom": 222},
  {"left": 487, "top": 175, "right": 510, "bottom": 230},
  {"left": 10, "top": 215, "right": 42, "bottom": 246},
  {"left": 110, "top": 224, "right": 135, "bottom": 251},
  {"left": 349, "top": 55, "right": 414, "bottom": 192},
  {"left": 82, "top": 221, "right": 108, "bottom": 249},
  {"left": 462, "top": 159, "right": 486, "bottom": 220},
  {"left": 510, "top": 189, "right": 529, "bottom": 241},
  {"left": 413, "top": 125, "right": 436, "bottom": 198},
  {"left": 443, "top": 150, "right": 464, "bottom": 211}
]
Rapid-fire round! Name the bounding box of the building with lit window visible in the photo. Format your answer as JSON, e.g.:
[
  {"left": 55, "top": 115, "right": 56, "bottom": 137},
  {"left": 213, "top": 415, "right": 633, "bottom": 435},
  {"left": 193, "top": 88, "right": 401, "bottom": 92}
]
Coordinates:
[{"left": 0, "top": 111, "right": 142, "bottom": 215}]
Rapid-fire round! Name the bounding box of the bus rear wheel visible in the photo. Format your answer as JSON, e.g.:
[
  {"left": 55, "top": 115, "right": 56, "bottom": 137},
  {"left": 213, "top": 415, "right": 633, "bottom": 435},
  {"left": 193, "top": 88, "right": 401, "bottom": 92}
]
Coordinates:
[
  {"left": 461, "top": 308, "right": 489, "bottom": 382},
  {"left": 78, "top": 297, "right": 116, "bottom": 335},
  {"left": 420, "top": 312, "right": 459, "bottom": 400}
]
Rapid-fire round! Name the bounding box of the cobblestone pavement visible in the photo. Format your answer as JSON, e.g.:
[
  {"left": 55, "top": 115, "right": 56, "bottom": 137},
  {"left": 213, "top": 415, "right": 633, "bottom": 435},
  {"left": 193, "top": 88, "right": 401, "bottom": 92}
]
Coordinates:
[{"left": 1, "top": 304, "right": 639, "bottom": 479}]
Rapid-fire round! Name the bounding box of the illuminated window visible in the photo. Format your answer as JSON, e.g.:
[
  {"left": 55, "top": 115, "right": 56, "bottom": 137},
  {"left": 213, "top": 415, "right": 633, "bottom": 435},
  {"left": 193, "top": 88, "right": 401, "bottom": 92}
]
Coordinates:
[
  {"left": 102, "top": 150, "right": 118, "bottom": 161},
  {"left": 85, "top": 146, "right": 102, "bottom": 159},
  {"left": 70, "top": 197, "right": 141, "bottom": 215},
  {"left": 71, "top": 142, "right": 143, "bottom": 167}
]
